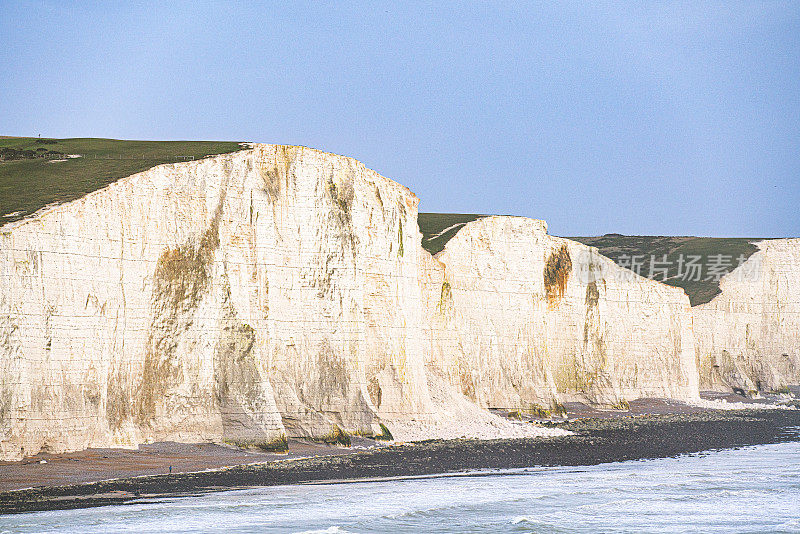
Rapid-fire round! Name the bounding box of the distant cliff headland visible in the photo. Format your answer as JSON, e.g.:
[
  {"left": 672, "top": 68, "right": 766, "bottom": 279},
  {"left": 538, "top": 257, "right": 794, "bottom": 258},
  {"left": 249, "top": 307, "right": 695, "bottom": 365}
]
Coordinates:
[{"left": 1, "top": 138, "right": 797, "bottom": 461}]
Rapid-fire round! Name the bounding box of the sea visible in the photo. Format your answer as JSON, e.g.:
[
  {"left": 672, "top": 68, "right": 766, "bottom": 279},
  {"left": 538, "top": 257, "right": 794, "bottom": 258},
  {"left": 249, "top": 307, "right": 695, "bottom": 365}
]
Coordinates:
[{"left": 2, "top": 439, "right": 799, "bottom": 533}]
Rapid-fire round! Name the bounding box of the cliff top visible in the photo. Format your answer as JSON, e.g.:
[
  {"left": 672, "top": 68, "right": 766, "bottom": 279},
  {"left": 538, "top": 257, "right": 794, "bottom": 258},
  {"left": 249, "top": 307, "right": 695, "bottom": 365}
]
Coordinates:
[
  {"left": 419, "top": 212, "right": 765, "bottom": 306},
  {"left": 0, "top": 137, "right": 246, "bottom": 223},
  {"left": 0, "top": 138, "right": 768, "bottom": 306}
]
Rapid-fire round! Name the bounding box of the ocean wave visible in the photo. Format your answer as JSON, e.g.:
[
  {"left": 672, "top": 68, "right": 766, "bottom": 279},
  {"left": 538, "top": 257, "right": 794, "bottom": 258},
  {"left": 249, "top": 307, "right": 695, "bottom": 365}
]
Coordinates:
[
  {"left": 512, "top": 515, "right": 546, "bottom": 525},
  {"left": 511, "top": 516, "right": 572, "bottom": 533},
  {"left": 776, "top": 518, "right": 800, "bottom": 532}
]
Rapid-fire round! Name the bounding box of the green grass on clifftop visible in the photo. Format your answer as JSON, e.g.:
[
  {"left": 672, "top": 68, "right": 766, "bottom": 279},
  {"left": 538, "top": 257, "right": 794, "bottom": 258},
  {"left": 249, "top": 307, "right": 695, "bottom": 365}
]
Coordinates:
[{"left": 0, "top": 137, "right": 245, "bottom": 223}]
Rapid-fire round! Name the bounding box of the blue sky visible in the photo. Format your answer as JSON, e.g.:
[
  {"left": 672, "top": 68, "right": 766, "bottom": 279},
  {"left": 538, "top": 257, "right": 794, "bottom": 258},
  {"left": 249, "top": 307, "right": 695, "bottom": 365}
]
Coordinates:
[{"left": 1, "top": 1, "right": 798, "bottom": 237}]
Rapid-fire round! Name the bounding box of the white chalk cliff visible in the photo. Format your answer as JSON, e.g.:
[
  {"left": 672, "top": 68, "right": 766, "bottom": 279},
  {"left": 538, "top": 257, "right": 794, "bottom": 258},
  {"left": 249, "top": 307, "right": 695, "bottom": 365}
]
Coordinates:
[
  {"left": 0, "top": 145, "right": 561, "bottom": 460},
  {"left": 0, "top": 144, "right": 793, "bottom": 461},
  {"left": 421, "top": 217, "right": 699, "bottom": 411},
  {"left": 693, "top": 239, "right": 800, "bottom": 393}
]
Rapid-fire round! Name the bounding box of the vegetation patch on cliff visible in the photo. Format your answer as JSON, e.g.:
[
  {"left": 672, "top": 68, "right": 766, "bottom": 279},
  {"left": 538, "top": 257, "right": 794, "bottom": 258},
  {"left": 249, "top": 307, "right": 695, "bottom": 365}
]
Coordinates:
[
  {"left": 585, "top": 280, "right": 600, "bottom": 307},
  {"left": 367, "top": 377, "right": 382, "bottom": 409},
  {"left": 152, "top": 222, "right": 219, "bottom": 310},
  {"left": 320, "top": 425, "right": 351, "bottom": 447},
  {"left": 324, "top": 172, "right": 358, "bottom": 253},
  {"left": 508, "top": 401, "right": 567, "bottom": 420},
  {"left": 438, "top": 279, "right": 452, "bottom": 313},
  {"left": 397, "top": 220, "right": 404, "bottom": 257},
  {"left": 553, "top": 353, "right": 602, "bottom": 394},
  {"left": 225, "top": 435, "right": 289, "bottom": 453},
  {"left": 374, "top": 423, "right": 394, "bottom": 441}
]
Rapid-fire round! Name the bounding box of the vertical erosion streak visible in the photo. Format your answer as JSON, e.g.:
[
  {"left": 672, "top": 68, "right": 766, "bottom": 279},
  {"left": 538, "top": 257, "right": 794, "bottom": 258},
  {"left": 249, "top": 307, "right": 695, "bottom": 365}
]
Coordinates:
[
  {"left": 107, "top": 214, "right": 128, "bottom": 432},
  {"left": 132, "top": 199, "right": 224, "bottom": 428},
  {"left": 544, "top": 244, "right": 572, "bottom": 307}
]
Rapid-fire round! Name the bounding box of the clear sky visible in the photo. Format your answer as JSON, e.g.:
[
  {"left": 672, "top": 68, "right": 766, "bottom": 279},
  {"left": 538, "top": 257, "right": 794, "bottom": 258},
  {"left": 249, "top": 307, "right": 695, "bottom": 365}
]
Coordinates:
[{"left": 2, "top": 1, "right": 798, "bottom": 237}]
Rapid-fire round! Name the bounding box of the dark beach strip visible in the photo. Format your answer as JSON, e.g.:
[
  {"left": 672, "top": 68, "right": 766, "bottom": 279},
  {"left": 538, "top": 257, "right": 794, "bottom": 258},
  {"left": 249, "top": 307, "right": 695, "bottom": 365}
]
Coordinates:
[{"left": 2, "top": 410, "right": 799, "bottom": 515}]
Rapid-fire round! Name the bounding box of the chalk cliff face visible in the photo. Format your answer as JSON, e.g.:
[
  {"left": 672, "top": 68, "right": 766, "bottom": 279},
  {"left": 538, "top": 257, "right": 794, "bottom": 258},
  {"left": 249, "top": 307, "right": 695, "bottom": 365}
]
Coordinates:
[
  {"left": 1, "top": 148, "right": 289, "bottom": 460},
  {"left": 693, "top": 239, "right": 800, "bottom": 393},
  {"left": 421, "top": 217, "right": 699, "bottom": 411},
  {"left": 15, "top": 144, "right": 793, "bottom": 461},
  {"left": 1, "top": 145, "right": 565, "bottom": 461}
]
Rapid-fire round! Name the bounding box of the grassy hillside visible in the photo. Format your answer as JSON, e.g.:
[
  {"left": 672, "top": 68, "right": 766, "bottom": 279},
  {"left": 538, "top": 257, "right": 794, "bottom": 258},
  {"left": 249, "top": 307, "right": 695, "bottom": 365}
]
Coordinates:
[
  {"left": 0, "top": 137, "right": 245, "bottom": 223},
  {"left": 418, "top": 212, "right": 763, "bottom": 306}
]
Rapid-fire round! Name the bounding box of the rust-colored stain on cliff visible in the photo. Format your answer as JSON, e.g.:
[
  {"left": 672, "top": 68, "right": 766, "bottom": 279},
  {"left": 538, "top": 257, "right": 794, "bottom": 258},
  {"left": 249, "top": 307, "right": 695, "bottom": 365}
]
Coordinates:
[{"left": 544, "top": 244, "right": 572, "bottom": 306}]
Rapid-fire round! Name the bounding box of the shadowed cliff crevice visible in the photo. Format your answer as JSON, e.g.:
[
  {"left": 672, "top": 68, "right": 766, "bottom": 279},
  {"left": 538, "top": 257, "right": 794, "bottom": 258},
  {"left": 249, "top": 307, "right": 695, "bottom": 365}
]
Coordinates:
[
  {"left": 581, "top": 280, "right": 613, "bottom": 404},
  {"left": 325, "top": 169, "right": 358, "bottom": 253},
  {"left": 214, "top": 276, "right": 286, "bottom": 452}
]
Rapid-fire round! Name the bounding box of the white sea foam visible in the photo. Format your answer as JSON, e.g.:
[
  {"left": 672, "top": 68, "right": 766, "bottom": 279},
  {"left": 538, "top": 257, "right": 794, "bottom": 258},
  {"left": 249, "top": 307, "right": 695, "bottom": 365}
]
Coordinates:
[
  {"left": 293, "top": 528, "right": 357, "bottom": 534},
  {"left": 689, "top": 398, "right": 797, "bottom": 410}
]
